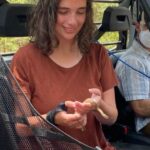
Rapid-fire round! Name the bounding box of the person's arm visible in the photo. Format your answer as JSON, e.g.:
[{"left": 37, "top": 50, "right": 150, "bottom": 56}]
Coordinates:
[
  {"left": 69, "top": 88, "right": 118, "bottom": 126},
  {"left": 116, "top": 55, "right": 150, "bottom": 116},
  {"left": 89, "top": 88, "right": 118, "bottom": 125},
  {"left": 92, "top": 45, "right": 118, "bottom": 124},
  {"left": 16, "top": 108, "right": 87, "bottom": 136},
  {"left": 15, "top": 114, "right": 47, "bottom": 137},
  {"left": 130, "top": 100, "right": 150, "bottom": 117}
]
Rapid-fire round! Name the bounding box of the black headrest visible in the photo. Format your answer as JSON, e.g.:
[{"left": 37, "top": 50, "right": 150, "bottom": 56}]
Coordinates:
[
  {"left": 101, "top": 6, "right": 132, "bottom": 31},
  {"left": 0, "top": 3, "right": 32, "bottom": 37},
  {"left": 0, "top": 0, "right": 7, "bottom": 6}
]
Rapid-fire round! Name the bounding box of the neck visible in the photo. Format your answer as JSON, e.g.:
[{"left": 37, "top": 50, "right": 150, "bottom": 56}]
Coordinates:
[
  {"left": 56, "top": 40, "right": 79, "bottom": 53},
  {"left": 49, "top": 40, "right": 82, "bottom": 68}
]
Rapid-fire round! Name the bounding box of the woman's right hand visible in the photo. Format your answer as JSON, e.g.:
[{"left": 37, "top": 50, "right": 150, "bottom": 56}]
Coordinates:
[{"left": 54, "top": 110, "right": 87, "bottom": 130}]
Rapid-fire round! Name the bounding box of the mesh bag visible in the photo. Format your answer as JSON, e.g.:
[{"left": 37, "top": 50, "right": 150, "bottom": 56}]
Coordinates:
[{"left": 0, "top": 55, "right": 101, "bottom": 150}]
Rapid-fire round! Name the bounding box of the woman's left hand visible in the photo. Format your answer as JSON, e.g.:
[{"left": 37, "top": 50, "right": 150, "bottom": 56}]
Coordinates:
[{"left": 65, "top": 101, "right": 90, "bottom": 115}]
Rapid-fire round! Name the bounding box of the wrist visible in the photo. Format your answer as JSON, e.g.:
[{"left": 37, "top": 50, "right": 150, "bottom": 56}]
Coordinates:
[{"left": 46, "top": 102, "right": 67, "bottom": 125}]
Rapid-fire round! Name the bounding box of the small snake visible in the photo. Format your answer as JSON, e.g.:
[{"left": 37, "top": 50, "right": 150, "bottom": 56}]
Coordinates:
[{"left": 83, "top": 98, "right": 109, "bottom": 119}]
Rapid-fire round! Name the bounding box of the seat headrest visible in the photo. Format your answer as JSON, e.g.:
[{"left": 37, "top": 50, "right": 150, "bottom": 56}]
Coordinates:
[
  {"left": 0, "top": 0, "right": 7, "bottom": 6},
  {"left": 101, "top": 6, "right": 132, "bottom": 31},
  {"left": 0, "top": 3, "right": 32, "bottom": 37}
]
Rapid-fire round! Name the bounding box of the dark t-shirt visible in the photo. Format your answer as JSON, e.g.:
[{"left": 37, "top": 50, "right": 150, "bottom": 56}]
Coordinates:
[{"left": 11, "top": 43, "right": 117, "bottom": 149}]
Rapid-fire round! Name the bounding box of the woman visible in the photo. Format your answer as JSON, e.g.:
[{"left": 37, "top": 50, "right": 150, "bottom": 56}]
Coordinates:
[{"left": 11, "top": 0, "right": 118, "bottom": 149}]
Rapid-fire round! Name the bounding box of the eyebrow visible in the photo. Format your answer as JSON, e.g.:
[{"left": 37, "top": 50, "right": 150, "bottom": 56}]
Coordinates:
[{"left": 58, "top": 7, "right": 87, "bottom": 10}]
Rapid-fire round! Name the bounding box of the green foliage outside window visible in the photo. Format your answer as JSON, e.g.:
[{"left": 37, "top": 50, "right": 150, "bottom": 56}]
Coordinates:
[
  {"left": 7, "top": 0, "right": 36, "bottom": 4},
  {"left": 0, "top": 0, "right": 119, "bottom": 54},
  {"left": 93, "top": 2, "right": 119, "bottom": 49}
]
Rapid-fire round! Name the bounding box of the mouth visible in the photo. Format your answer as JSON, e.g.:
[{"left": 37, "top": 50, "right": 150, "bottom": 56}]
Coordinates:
[{"left": 64, "top": 27, "right": 75, "bottom": 33}]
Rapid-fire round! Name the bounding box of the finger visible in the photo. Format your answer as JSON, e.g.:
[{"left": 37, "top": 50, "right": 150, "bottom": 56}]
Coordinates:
[
  {"left": 68, "top": 118, "right": 83, "bottom": 129},
  {"left": 71, "top": 120, "right": 83, "bottom": 129},
  {"left": 69, "top": 115, "right": 87, "bottom": 129},
  {"left": 89, "top": 88, "right": 101, "bottom": 96},
  {"left": 65, "top": 101, "right": 76, "bottom": 109},
  {"left": 76, "top": 116, "right": 87, "bottom": 130},
  {"left": 64, "top": 113, "right": 82, "bottom": 122},
  {"left": 75, "top": 101, "right": 92, "bottom": 114},
  {"left": 79, "top": 115, "right": 87, "bottom": 127},
  {"left": 56, "top": 111, "right": 81, "bottom": 123}
]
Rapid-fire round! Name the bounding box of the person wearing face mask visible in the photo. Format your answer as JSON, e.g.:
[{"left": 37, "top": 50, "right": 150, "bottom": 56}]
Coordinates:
[
  {"left": 139, "top": 26, "right": 150, "bottom": 49},
  {"left": 115, "top": 12, "right": 150, "bottom": 137}
]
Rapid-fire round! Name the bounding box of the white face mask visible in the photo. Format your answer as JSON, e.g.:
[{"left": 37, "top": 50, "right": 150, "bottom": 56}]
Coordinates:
[{"left": 139, "top": 30, "right": 150, "bottom": 48}]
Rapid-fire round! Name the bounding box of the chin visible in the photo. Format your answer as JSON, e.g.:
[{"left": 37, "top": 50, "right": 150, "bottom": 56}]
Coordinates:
[{"left": 62, "top": 35, "right": 77, "bottom": 41}]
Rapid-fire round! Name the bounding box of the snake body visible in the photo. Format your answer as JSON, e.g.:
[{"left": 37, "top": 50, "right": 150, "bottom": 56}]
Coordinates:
[{"left": 84, "top": 98, "right": 109, "bottom": 119}]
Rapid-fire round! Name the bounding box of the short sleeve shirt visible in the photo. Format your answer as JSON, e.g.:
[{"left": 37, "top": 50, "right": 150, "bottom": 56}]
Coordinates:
[
  {"left": 115, "top": 40, "right": 150, "bottom": 131},
  {"left": 11, "top": 42, "right": 118, "bottom": 149}
]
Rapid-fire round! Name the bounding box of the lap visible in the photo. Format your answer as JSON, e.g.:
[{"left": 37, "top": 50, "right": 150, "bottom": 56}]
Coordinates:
[{"left": 141, "top": 122, "right": 150, "bottom": 137}]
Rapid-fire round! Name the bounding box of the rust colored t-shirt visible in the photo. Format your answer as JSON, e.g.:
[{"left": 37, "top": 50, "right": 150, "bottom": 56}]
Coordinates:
[{"left": 11, "top": 43, "right": 118, "bottom": 149}]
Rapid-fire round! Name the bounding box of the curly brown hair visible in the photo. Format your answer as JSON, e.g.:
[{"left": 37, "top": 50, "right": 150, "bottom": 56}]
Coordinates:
[{"left": 29, "top": 0, "right": 95, "bottom": 54}]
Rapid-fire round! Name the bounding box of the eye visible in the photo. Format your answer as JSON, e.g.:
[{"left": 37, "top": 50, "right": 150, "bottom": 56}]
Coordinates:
[
  {"left": 77, "top": 8, "right": 86, "bottom": 15},
  {"left": 58, "top": 10, "right": 68, "bottom": 15},
  {"left": 57, "top": 8, "right": 69, "bottom": 15}
]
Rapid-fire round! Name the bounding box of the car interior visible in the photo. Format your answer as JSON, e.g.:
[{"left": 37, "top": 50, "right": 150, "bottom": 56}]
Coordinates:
[{"left": 0, "top": 0, "right": 150, "bottom": 149}]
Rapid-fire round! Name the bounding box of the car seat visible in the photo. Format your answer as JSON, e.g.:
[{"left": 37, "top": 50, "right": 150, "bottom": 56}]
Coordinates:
[{"left": 0, "top": 1, "right": 31, "bottom": 37}]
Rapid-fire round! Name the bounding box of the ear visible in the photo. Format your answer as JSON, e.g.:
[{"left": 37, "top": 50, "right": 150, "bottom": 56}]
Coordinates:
[{"left": 133, "top": 21, "right": 141, "bottom": 33}]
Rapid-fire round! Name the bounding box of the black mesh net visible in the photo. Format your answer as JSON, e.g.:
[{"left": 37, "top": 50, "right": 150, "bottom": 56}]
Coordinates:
[{"left": 0, "top": 55, "right": 101, "bottom": 150}]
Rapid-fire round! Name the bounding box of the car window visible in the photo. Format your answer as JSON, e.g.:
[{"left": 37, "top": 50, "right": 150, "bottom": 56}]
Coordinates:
[
  {"left": 0, "top": 37, "right": 30, "bottom": 54},
  {"left": 93, "top": 0, "right": 119, "bottom": 50},
  {"left": 7, "top": 0, "right": 36, "bottom": 4}
]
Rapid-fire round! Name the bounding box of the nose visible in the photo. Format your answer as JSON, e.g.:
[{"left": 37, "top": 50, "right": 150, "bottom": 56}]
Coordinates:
[{"left": 67, "top": 13, "right": 78, "bottom": 26}]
